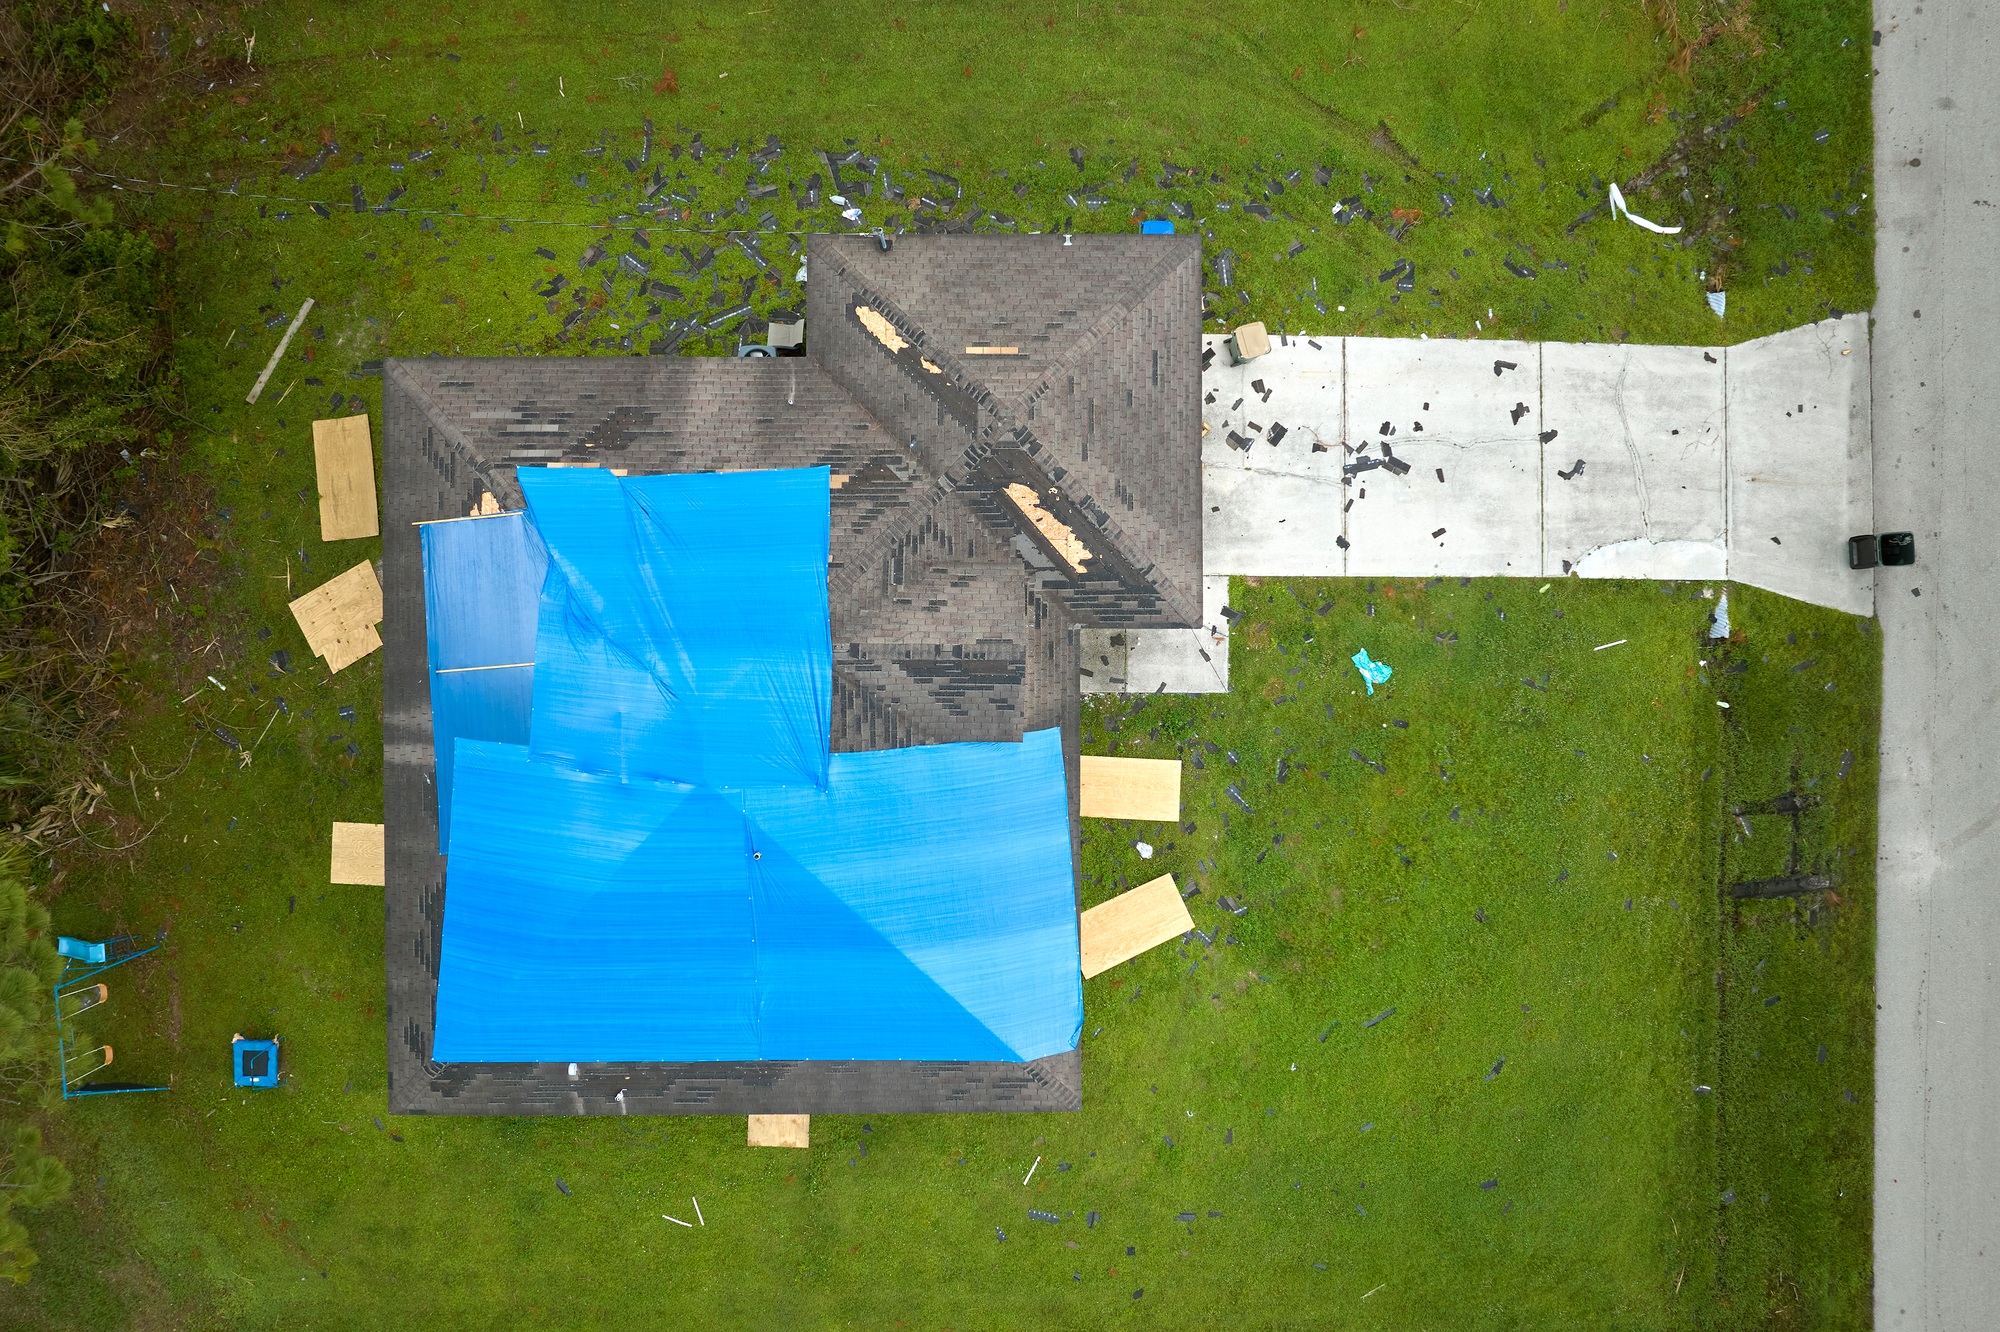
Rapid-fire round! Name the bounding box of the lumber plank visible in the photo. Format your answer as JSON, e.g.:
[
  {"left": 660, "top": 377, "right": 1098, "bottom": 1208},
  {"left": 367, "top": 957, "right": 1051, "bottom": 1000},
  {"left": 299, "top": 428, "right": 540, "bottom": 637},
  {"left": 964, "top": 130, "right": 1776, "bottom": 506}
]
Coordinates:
[
  {"left": 313, "top": 414, "right": 380, "bottom": 540},
  {"left": 330, "top": 821, "right": 385, "bottom": 886},
  {"left": 1079, "top": 873, "right": 1194, "bottom": 978},
  {"left": 748, "top": 1114, "right": 810, "bottom": 1148},
  {"left": 289, "top": 560, "right": 383, "bottom": 672},
  {"left": 1078, "top": 755, "right": 1182, "bottom": 821}
]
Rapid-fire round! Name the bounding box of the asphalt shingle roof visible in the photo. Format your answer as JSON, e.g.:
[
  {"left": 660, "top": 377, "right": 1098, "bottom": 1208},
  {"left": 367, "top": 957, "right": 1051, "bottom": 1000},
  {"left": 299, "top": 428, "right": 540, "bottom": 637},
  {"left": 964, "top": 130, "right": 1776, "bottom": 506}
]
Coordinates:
[{"left": 382, "top": 232, "right": 1198, "bottom": 1116}]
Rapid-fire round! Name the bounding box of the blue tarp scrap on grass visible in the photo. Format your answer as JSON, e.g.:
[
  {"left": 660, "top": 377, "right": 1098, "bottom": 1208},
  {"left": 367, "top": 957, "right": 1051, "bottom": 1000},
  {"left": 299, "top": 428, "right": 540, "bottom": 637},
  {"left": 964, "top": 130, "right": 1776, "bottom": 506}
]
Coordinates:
[
  {"left": 432, "top": 729, "right": 1080, "bottom": 1063},
  {"left": 423, "top": 467, "right": 1082, "bottom": 1065}
]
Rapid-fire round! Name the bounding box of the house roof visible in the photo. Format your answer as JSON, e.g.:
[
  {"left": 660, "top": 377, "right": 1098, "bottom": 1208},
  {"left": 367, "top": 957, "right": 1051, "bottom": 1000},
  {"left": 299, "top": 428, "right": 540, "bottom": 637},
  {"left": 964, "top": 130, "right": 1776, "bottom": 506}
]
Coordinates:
[{"left": 380, "top": 232, "right": 1200, "bottom": 1115}]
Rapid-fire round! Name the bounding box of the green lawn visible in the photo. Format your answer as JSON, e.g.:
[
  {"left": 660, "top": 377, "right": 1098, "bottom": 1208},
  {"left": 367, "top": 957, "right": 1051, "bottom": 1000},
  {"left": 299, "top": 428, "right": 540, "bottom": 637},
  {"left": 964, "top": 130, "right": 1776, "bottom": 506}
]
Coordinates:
[
  {"left": 1, "top": 1, "right": 1878, "bottom": 1326},
  {"left": 3, "top": 576, "right": 1876, "bottom": 1329}
]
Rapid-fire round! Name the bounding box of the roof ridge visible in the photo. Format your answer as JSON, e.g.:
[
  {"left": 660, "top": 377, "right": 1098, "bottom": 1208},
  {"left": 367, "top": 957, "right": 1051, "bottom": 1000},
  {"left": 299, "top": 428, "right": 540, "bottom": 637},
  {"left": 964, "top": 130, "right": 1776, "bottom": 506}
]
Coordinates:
[{"left": 384, "top": 359, "right": 515, "bottom": 505}]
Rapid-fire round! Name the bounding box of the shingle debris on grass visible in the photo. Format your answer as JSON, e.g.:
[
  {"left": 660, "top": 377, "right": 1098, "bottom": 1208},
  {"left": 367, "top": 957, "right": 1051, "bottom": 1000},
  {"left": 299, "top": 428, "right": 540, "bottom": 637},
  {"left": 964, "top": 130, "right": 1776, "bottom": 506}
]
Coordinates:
[
  {"left": 1484, "top": 1057, "right": 1505, "bottom": 1081},
  {"left": 1029, "top": 1209, "right": 1061, "bottom": 1223},
  {"left": 1365, "top": 1007, "right": 1397, "bottom": 1029},
  {"left": 556, "top": 1178, "right": 571, "bottom": 1195}
]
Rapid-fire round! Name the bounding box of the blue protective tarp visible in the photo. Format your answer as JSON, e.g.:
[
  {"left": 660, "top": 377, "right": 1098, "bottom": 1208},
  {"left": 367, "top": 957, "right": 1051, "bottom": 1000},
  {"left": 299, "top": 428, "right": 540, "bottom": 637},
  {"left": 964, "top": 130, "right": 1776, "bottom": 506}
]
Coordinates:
[
  {"left": 432, "top": 729, "right": 1080, "bottom": 1063},
  {"left": 519, "top": 467, "right": 830, "bottom": 790},
  {"left": 420, "top": 512, "right": 547, "bottom": 850},
  {"left": 423, "top": 468, "right": 1081, "bottom": 1065}
]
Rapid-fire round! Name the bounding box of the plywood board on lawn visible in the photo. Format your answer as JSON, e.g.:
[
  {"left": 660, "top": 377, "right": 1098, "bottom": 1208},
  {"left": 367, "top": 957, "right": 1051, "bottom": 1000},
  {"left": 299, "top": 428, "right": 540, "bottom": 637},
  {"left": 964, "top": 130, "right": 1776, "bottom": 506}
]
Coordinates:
[
  {"left": 313, "top": 414, "right": 380, "bottom": 540},
  {"left": 1080, "top": 873, "right": 1194, "bottom": 978},
  {"left": 290, "top": 560, "right": 384, "bottom": 672},
  {"left": 1079, "top": 756, "right": 1182, "bottom": 821},
  {"left": 330, "top": 821, "right": 385, "bottom": 886},
  {"left": 748, "top": 1114, "right": 809, "bottom": 1148}
]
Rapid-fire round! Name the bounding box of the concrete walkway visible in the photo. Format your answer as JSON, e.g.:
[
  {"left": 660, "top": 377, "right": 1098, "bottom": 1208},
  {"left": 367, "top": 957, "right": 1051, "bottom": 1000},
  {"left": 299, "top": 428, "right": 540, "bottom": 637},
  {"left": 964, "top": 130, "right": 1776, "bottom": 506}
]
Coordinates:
[
  {"left": 1870, "top": 0, "right": 2000, "bottom": 1324},
  {"left": 1200, "top": 322, "right": 1873, "bottom": 612},
  {"left": 1087, "top": 320, "right": 1875, "bottom": 697}
]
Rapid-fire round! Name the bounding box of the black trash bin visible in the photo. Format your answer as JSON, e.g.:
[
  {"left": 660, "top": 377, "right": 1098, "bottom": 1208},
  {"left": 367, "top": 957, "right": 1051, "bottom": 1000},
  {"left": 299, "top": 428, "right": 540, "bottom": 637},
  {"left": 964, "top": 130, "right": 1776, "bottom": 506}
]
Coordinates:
[
  {"left": 1880, "top": 531, "right": 1916, "bottom": 566},
  {"left": 1847, "top": 535, "right": 1879, "bottom": 569}
]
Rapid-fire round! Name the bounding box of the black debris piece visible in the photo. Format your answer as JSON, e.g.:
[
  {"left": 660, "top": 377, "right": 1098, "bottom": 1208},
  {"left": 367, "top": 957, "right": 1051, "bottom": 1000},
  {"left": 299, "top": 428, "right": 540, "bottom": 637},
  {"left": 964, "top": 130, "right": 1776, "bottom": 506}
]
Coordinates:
[
  {"left": 1538, "top": 429, "right": 1559, "bottom": 444},
  {"left": 1267, "top": 423, "right": 1288, "bottom": 446},
  {"left": 1029, "top": 1209, "right": 1061, "bottom": 1223},
  {"left": 1087, "top": 1211, "right": 1099, "bottom": 1228},
  {"left": 1557, "top": 459, "right": 1586, "bottom": 481},
  {"left": 1494, "top": 359, "right": 1518, "bottom": 376},
  {"left": 1728, "top": 874, "right": 1832, "bottom": 900},
  {"left": 1480, "top": 1178, "right": 1498, "bottom": 1191},
  {"left": 269, "top": 648, "right": 293, "bottom": 673},
  {"left": 1436, "top": 467, "right": 1446, "bottom": 483},
  {"left": 1226, "top": 784, "right": 1253, "bottom": 812},
  {"left": 1510, "top": 402, "right": 1531, "bottom": 424},
  {"left": 556, "top": 1178, "right": 571, "bottom": 1195},
  {"left": 1484, "top": 1057, "right": 1505, "bottom": 1081},
  {"left": 535, "top": 246, "right": 558, "bottom": 261},
  {"left": 1503, "top": 258, "right": 1537, "bottom": 279},
  {"left": 1364, "top": 1007, "right": 1396, "bottom": 1028}
]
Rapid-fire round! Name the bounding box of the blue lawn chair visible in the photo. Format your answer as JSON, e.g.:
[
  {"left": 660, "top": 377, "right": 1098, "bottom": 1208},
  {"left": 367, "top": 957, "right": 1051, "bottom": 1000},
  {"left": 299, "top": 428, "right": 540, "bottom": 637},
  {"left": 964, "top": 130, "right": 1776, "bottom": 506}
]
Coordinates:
[
  {"left": 232, "top": 1035, "right": 281, "bottom": 1089},
  {"left": 57, "top": 936, "right": 108, "bottom": 965}
]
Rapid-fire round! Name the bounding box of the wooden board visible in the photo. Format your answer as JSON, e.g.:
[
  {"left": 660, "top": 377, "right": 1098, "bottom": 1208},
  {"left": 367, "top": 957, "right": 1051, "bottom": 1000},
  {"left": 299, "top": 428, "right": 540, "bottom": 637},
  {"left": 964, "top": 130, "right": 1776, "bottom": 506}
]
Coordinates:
[
  {"left": 289, "top": 560, "right": 383, "bottom": 673},
  {"left": 1080, "top": 874, "right": 1194, "bottom": 978},
  {"left": 1079, "top": 756, "right": 1182, "bottom": 821},
  {"left": 330, "top": 822, "right": 385, "bottom": 886},
  {"left": 312, "top": 414, "right": 380, "bottom": 540},
  {"left": 748, "top": 1114, "right": 810, "bottom": 1148}
]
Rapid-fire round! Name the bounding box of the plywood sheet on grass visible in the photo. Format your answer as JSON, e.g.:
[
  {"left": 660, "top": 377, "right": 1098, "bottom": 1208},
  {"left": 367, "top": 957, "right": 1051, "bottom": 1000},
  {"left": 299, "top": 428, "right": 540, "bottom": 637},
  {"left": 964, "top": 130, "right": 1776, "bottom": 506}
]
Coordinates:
[
  {"left": 330, "top": 821, "right": 385, "bottom": 886},
  {"left": 314, "top": 414, "right": 379, "bottom": 540},
  {"left": 748, "top": 1114, "right": 810, "bottom": 1148},
  {"left": 290, "top": 560, "right": 384, "bottom": 672},
  {"left": 1080, "top": 873, "right": 1193, "bottom": 978},
  {"left": 1079, "top": 756, "right": 1182, "bottom": 821}
]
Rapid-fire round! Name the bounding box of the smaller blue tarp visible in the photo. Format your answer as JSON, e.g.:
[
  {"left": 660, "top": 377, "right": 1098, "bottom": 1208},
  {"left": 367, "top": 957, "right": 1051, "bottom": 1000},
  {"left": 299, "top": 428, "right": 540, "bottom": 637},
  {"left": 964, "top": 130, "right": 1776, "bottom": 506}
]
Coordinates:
[{"left": 420, "top": 512, "right": 546, "bottom": 850}]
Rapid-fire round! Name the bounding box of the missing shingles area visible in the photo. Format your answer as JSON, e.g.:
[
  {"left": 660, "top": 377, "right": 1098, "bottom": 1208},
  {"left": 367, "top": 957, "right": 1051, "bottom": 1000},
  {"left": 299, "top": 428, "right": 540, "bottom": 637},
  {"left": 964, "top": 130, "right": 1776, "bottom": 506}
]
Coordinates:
[
  {"left": 1005, "top": 483, "right": 1090, "bottom": 573},
  {"left": 855, "top": 305, "right": 909, "bottom": 354}
]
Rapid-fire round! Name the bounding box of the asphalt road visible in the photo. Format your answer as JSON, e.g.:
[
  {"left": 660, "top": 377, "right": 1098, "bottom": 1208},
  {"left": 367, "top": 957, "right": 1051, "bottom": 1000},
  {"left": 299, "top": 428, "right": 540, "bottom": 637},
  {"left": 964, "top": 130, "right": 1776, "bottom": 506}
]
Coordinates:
[{"left": 1870, "top": 0, "right": 2000, "bottom": 1324}]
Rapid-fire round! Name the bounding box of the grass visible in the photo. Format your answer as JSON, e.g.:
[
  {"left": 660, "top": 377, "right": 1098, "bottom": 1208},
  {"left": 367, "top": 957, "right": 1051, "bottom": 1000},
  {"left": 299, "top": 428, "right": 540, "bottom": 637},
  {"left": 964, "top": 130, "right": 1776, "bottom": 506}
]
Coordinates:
[
  {"left": 1, "top": 576, "right": 1875, "bottom": 1329},
  {"left": 0, "top": 1, "right": 1877, "bottom": 1325}
]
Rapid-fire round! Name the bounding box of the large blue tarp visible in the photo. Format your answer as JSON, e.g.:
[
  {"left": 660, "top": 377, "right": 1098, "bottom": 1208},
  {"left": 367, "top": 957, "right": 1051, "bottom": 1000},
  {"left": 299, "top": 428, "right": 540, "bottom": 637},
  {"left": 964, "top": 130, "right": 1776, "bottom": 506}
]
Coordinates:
[
  {"left": 423, "top": 468, "right": 1081, "bottom": 1065},
  {"left": 432, "top": 729, "right": 1079, "bottom": 1063}
]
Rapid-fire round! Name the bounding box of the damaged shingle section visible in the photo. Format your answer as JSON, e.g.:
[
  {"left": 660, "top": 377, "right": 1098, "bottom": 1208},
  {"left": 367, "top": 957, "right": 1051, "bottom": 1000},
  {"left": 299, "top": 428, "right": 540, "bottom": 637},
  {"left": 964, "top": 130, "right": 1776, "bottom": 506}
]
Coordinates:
[
  {"left": 807, "top": 233, "right": 1203, "bottom": 629},
  {"left": 379, "top": 230, "right": 1193, "bottom": 1118}
]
